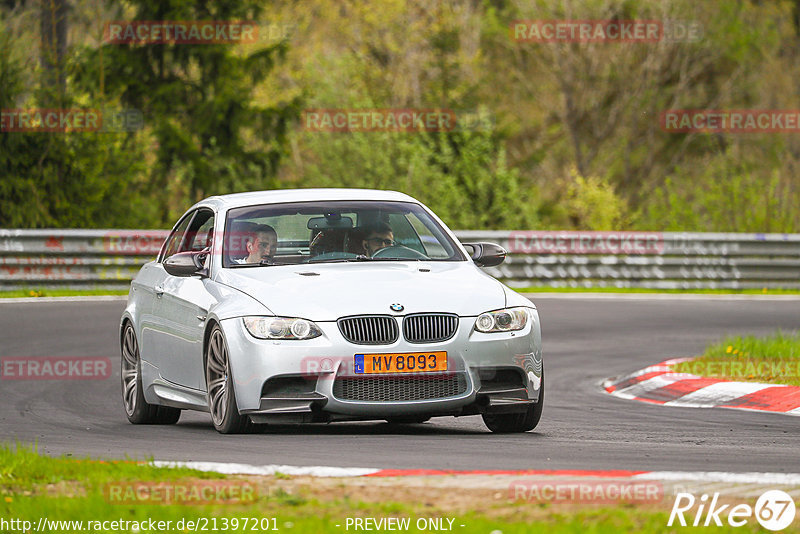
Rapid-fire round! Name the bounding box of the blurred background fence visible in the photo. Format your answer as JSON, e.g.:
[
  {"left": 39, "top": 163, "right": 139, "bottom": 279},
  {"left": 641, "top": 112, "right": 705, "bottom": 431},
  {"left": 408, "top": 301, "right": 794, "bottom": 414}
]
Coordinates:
[{"left": 1, "top": 229, "right": 799, "bottom": 290}]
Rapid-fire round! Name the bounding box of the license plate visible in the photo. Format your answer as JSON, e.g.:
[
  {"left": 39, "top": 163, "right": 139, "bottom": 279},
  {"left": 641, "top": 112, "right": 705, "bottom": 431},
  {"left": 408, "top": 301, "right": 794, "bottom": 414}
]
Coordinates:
[{"left": 354, "top": 352, "right": 448, "bottom": 374}]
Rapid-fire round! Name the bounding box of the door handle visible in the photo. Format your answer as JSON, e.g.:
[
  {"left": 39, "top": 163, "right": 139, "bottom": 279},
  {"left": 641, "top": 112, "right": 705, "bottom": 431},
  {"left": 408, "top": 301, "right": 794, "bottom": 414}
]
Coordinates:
[{"left": 154, "top": 284, "right": 164, "bottom": 297}]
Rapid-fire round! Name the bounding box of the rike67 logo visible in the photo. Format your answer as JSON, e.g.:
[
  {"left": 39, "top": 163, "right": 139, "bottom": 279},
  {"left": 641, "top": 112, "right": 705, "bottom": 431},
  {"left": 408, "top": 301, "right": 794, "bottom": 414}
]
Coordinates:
[{"left": 669, "top": 490, "right": 796, "bottom": 531}]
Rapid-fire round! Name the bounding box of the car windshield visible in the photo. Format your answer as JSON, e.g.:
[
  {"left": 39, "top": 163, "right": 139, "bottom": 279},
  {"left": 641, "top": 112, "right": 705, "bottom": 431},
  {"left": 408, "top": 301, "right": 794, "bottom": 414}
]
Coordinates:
[{"left": 223, "top": 200, "right": 466, "bottom": 267}]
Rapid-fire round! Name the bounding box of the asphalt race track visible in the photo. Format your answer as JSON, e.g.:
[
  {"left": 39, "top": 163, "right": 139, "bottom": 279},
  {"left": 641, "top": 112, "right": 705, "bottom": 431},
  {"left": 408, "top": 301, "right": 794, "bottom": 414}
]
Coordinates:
[{"left": 1, "top": 296, "right": 798, "bottom": 473}]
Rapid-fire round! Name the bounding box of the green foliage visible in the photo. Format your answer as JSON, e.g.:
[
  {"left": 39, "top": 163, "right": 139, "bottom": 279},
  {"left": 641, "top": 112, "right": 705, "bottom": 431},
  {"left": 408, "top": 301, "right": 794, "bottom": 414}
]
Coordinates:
[
  {"left": 70, "top": 0, "right": 302, "bottom": 223},
  {"left": 3, "top": 0, "right": 800, "bottom": 231},
  {"left": 566, "top": 168, "right": 627, "bottom": 230},
  {"left": 0, "top": 443, "right": 223, "bottom": 489},
  {"left": 0, "top": 130, "right": 151, "bottom": 228},
  {"left": 639, "top": 148, "right": 799, "bottom": 232},
  {"left": 1, "top": 0, "right": 299, "bottom": 228},
  {"left": 0, "top": 21, "right": 152, "bottom": 228},
  {"left": 296, "top": 126, "right": 540, "bottom": 230},
  {"left": 672, "top": 330, "right": 800, "bottom": 386}
]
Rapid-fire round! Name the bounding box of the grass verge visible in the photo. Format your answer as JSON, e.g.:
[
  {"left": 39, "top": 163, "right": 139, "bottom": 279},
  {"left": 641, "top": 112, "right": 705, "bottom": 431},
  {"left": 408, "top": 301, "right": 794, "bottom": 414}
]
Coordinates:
[
  {"left": 671, "top": 331, "right": 800, "bottom": 386},
  {"left": 0, "top": 444, "right": 762, "bottom": 533}
]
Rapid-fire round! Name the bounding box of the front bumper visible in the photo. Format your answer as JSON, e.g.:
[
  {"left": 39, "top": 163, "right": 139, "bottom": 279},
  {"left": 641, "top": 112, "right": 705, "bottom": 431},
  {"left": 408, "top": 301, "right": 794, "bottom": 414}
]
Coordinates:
[{"left": 219, "top": 308, "right": 543, "bottom": 421}]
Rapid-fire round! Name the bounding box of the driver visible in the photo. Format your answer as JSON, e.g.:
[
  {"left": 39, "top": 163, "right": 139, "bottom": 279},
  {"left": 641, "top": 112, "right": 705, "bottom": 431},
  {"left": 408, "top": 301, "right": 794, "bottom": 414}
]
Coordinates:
[
  {"left": 234, "top": 224, "right": 277, "bottom": 264},
  {"left": 361, "top": 222, "right": 394, "bottom": 257}
]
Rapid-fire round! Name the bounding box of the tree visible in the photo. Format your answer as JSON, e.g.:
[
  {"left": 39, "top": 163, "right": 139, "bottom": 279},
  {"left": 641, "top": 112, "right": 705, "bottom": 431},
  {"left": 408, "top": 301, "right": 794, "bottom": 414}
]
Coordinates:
[{"left": 72, "top": 0, "right": 302, "bottom": 223}]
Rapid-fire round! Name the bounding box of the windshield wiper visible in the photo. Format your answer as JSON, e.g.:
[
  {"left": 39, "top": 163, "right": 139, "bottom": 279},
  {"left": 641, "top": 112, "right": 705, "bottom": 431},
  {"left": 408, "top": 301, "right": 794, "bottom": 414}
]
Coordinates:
[
  {"left": 307, "top": 255, "right": 371, "bottom": 264},
  {"left": 306, "top": 255, "right": 427, "bottom": 264},
  {"left": 364, "top": 257, "right": 423, "bottom": 261}
]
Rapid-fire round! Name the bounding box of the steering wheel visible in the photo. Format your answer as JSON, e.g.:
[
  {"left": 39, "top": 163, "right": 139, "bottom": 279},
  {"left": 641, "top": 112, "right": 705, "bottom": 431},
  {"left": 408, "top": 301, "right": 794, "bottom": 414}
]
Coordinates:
[{"left": 371, "top": 245, "right": 430, "bottom": 260}]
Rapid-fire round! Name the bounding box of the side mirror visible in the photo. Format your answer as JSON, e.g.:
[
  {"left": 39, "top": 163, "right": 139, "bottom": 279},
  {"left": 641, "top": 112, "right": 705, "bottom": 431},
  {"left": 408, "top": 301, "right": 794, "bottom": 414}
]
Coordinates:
[
  {"left": 462, "top": 242, "right": 507, "bottom": 267},
  {"left": 164, "top": 251, "right": 208, "bottom": 277}
]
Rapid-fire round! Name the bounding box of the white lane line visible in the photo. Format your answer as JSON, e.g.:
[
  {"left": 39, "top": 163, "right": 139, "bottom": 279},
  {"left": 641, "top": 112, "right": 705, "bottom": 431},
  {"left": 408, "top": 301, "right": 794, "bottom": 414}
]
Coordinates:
[
  {"left": 603, "top": 362, "right": 692, "bottom": 391},
  {"left": 151, "top": 460, "right": 380, "bottom": 477},
  {"left": 624, "top": 364, "right": 674, "bottom": 377},
  {"left": 635, "top": 472, "right": 800, "bottom": 485},
  {"left": 664, "top": 382, "right": 778, "bottom": 408},
  {"left": 660, "top": 357, "right": 695, "bottom": 366},
  {"left": 612, "top": 374, "right": 693, "bottom": 400},
  {"left": 0, "top": 295, "right": 127, "bottom": 303},
  {"left": 788, "top": 406, "right": 800, "bottom": 416}
]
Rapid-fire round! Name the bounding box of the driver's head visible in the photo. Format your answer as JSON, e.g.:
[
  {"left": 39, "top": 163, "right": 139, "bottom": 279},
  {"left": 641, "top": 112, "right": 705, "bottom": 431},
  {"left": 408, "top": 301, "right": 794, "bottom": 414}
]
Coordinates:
[
  {"left": 362, "top": 222, "right": 394, "bottom": 256},
  {"left": 244, "top": 225, "right": 277, "bottom": 263}
]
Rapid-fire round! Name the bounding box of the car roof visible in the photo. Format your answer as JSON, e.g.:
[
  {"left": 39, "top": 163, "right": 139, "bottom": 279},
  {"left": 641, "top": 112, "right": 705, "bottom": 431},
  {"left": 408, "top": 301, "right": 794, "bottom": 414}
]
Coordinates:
[{"left": 193, "top": 188, "right": 418, "bottom": 211}]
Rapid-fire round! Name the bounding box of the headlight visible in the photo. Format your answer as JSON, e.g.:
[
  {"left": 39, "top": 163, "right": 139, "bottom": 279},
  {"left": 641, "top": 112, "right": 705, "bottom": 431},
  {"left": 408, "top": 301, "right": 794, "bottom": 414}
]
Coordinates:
[
  {"left": 242, "top": 316, "right": 322, "bottom": 340},
  {"left": 474, "top": 307, "right": 529, "bottom": 333}
]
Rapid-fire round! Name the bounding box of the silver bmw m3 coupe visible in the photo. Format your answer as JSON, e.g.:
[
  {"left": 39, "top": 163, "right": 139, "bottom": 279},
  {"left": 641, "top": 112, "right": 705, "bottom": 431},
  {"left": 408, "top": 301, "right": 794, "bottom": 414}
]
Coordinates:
[{"left": 120, "top": 189, "right": 543, "bottom": 433}]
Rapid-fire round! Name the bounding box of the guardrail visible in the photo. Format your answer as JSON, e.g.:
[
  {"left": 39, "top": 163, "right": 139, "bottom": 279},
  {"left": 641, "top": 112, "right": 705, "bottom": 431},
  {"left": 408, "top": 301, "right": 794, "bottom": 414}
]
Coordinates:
[{"left": 1, "top": 229, "right": 799, "bottom": 290}]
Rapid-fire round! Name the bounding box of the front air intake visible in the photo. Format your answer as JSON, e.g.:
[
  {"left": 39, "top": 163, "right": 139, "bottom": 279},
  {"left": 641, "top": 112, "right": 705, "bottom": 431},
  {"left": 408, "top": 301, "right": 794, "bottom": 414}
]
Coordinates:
[{"left": 333, "top": 373, "right": 468, "bottom": 402}]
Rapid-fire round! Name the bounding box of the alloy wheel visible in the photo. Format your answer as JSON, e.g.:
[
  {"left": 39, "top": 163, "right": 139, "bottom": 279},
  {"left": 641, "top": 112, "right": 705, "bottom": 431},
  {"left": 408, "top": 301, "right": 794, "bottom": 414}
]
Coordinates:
[
  {"left": 121, "top": 324, "right": 139, "bottom": 416},
  {"left": 206, "top": 329, "right": 230, "bottom": 427}
]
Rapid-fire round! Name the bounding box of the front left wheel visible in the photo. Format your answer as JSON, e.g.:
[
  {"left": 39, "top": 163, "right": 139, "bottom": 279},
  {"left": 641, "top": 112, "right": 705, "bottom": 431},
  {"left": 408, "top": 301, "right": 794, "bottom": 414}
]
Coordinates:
[
  {"left": 482, "top": 368, "right": 544, "bottom": 433},
  {"left": 121, "top": 323, "right": 181, "bottom": 425},
  {"left": 206, "top": 325, "right": 253, "bottom": 434}
]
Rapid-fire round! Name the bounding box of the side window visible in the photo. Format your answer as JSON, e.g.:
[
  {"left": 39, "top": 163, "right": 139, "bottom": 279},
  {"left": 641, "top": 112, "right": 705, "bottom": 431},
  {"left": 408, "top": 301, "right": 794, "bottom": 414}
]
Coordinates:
[
  {"left": 160, "top": 212, "right": 195, "bottom": 262},
  {"left": 182, "top": 210, "right": 215, "bottom": 252}
]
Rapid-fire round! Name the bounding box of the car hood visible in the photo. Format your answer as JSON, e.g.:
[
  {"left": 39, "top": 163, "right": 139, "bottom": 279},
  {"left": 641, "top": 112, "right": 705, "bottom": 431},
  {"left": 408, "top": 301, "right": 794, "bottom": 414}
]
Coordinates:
[{"left": 214, "top": 261, "right": 506, "bottom": 321}]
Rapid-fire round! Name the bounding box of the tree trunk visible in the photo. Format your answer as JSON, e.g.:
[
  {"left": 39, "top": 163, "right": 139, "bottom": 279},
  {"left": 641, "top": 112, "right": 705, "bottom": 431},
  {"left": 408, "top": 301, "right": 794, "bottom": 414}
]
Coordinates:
[{"left": 40, "top": 0, "right": 68, "bottom": 102}]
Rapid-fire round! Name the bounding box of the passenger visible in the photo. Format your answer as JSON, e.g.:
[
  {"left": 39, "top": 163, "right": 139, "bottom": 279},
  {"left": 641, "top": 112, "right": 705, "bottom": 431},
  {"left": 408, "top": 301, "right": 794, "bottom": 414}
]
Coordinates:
[
  {"left": 234, "top": 224, "right": 277, "bottom": 264},
  {"left": 361, "top": 222, "right": 395, "bottom": 257}
]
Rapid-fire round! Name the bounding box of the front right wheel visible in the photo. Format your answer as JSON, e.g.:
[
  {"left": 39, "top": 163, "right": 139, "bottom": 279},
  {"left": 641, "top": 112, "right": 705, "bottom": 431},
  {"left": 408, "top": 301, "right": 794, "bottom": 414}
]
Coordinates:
[
  {"left": 206, "top": 325, "right": 253, "bottom": 434},
  {"left": 482, "top": 368, "right": 544, "bottom": 433}
]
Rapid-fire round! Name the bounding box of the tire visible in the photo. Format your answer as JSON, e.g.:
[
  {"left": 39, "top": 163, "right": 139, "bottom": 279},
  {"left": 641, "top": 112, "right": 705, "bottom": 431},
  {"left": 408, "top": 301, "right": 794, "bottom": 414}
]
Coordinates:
[
  {"left": 206, "top": 325, "right": 253, "bottom": 434},
  {"left": 385, "top": 416, "right": 431, "bottom": 425},
  {"left": 121, "top": 322, "right": 181, "bottom": 425},
  {"left": 482, "top": 368, "right": 544, "bottom": 433}
]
